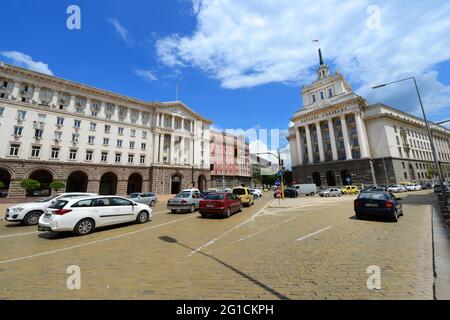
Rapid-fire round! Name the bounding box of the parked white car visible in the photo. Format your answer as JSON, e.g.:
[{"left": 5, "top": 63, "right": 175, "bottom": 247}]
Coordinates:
[
  {"left": 5, "top": 193, "right": 97, "bottom": 225},
  {"left": 387, "top": 185, "right": 401, "bottom": 193},
  {"left": 38, "top": 196, "right": 152, "bottom": 236},
  {"left": 250, "top": 189, "right": 263, "bottom": 198}
]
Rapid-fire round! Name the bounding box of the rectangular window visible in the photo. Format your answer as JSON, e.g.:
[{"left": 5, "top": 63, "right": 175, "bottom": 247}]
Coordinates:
[
  {"left": 74, "top": 120, "right": 81, "bottom": 128},
  {"left": 9, "top": 144, "right": 20, "bottom": 156},
  {"left": 72, "top": 133, "right": 80, "bottom": 143},
  {"left": 90, "top": 122, "right": 97, "bottom": 131},
  {"left": 118, "top": 127, "right": 124, "bottom": 135},
  {"left": 69, "top": 149, "right": 77, "bottom": 160},
  {"left": 31, "top": 146, "right": 41, "bottom": 158},
  {"left": 328, "top": 88, "right": 333, "bottom": 98},
  {"left": 37, "top": 114, "right": 46, "bottom": 123},
  {"left": 131, "top": 129, "right": 136, "bottom": 137},
  {"left": 142, "top": 131, "right": 147, "bottom": 139},
  {"left": 103, "top": 138, "right": 109, "bottom": 146},
  {"left": 128, "top": 154, "right": 134, "bottom": 164},
  {"left": 104, "top": 125, "right": 111, "bottom": 133},
  {"left": 140, "top": 155, "right": 146, "bottom": 164},
  {"left": 115, "top": 153, "right": 121, "bottom": 163},
  {"left": 13, "top": 126, "right": 23, "bottom": 136},
  {"left": 130, "top": 141, "right": 135, "bottom": 149},
  {"left": 85, "top": 151, "right": 93, "bottom": 161},
  {"left": 54, "top": 131, "right": 62, "bottom": 141},
  {"left": 0, "top": 106, "right": 4, "bottom": 116},
  {"left": 51, "top": 148, "right": 60, "bottom": 159},
  {"left": 141, "top": 143, "right": 146, "bottom": 150},
  {"left": 117, "top": 140, "right": 123, "bottom": 148},
  {"left": 312, "top": 95, "right": 316, "bottom": 103},
  {"left": 17, "top": 110, "right": 27, "bottom": 121},
  {"left": 88, "top": 136, "right": 95, "bottom": 144},
  {"left": 101, "top": 152, "right": 108, "bottom": 162},
  {"left": 34, "top": 129, "right": 44, "bottom": 139},
  {"left": 56, "top": 117, "right": 65, "bottom": 126}
]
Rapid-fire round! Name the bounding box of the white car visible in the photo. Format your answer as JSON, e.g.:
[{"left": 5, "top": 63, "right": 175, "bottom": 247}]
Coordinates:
[
  {"left": 250, "top": 189, "right": 263, "bottom": 198},
  {"left": 387, "top": 185, "right": 401, "bottom": 193},
  {"left": 38, "top": 196, "right": 152, "bottom": 236},
  {"left": 405, "top": 184, "right": 420, "bottom": 191},
  {"left": 5, "top": 193, "right": 96, "bottom": 225}
]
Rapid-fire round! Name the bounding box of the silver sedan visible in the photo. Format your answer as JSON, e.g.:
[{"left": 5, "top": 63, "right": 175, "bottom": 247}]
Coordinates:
[
  {"left": 167, "top": 191, "right": 204, "bottom": 213},
  {"left": 319, "top": 188, "right": 342, "bottom": 197},
  {"left": 128, "top": 192, "right": 158, "bottom": 206}
]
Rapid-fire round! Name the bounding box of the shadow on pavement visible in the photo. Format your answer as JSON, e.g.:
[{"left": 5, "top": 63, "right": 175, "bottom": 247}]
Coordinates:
[{"left": 159, "top": 235, "right": 290, "bottom": 300}]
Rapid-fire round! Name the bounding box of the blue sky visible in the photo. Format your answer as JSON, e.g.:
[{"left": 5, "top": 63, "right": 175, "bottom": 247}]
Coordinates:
[{"left": 2, "top": 0, "right": 450, "bottom": 165}]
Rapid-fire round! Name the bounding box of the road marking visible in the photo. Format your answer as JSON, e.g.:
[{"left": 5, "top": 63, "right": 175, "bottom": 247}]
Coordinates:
[
  {"left": 0, "top": 231, "right": 40, "bottom": 239},
  {"left": 188, "top": 201, "right": 272, "bottom": 257},
  {"left": 237, "top": 216, "right": 298, "bottom": 242},
  {"left": 0, "top": 215, "right": 194, "bottom": 265},
  {"left": 297, "top": 226, "right": 332, "bottom": 242}
]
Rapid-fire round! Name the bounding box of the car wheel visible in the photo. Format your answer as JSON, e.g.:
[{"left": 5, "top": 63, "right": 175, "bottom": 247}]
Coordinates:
[
  {"left": 136, "top": 211, "right": 149, "bottom": 224},
  {"left": 23, "top": 211, "right": 42, "bottom": 226},
  {"left": 392, "top": 210, "right": 399, "bottom": 222},
  {"left": 74, "top": 219, "right": 95, "bottom": 236},
  {"left": 310, "top": 192, "right": 315, "bottom": 197},
  {"left": 338, "top": 193, "right": 342, "bottom": 197},
  {"left": 325, "top": 194, "right": 329, "bottom": 197},
  {"left": 150, "top": 201, "right": 156, "bottom": 207},
  {"left": 239, "top": 204, "right": 244, "bottom": 212},
  {"left": 224, "top": 208, "right": 231, "bottom": 218},
  {"left": 189, "top": 205, "right": 195, "bottom": 213}
]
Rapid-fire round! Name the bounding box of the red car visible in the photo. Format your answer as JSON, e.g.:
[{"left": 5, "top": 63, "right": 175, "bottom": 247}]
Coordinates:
[{"left": 199, "top": 192, "right": 243, "bottom": 218}]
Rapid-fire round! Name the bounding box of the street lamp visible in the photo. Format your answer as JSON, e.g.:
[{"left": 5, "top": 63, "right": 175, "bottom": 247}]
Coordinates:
[{"left": 372, "top": 77, "right": 445, "bottom": 192}]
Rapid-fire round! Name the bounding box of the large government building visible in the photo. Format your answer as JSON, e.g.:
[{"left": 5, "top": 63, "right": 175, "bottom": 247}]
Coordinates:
[
  {"left": 0, "top": 63, "right": 212, "bottom": 198},
  {"left": 288, "top": 50, "right": 450, "bottom": 187}
]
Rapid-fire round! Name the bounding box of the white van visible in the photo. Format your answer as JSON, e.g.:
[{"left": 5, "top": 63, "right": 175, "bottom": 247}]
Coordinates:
[{"left": 291, "top": 184, "right": 318, "bottom": 196}]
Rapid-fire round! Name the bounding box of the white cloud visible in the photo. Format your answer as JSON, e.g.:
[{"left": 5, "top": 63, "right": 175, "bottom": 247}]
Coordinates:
[
  {"left": 107, "top": 18, "right": 132, "bottom": 45},
  {"left": 1, "top": 51, "right": 53, "bottom": 75},
  {"left": 156, "top": 0, "right": 450, "bottom": 114},
  {"left": 134, "top": 69, "right": 158, "bottom": 81}
]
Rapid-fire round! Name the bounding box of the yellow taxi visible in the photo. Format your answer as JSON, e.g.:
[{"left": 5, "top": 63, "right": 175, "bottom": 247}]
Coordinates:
[
  {"left": 341, "top": 185, "right": 360, "bottom": 195},
  {"left": 232, "top": 187, "right": 254, "bottom": 207}
]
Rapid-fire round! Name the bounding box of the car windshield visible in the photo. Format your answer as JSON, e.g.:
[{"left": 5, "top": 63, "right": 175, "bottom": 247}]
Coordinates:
[
  {"left": 176, "top": 192, "right": 192, "bottom": 198},
  {"left": 128, "top": 193, "right": 140, "bottom": 198},
  {"left": 49, "top": 200, "right": 68, "bottom": 209},
  {"left": 358, "top": 192, "right": 388, "bottom": 200},
  {"left": 233, "top": 189, "right": 246, "bottom": 195},
  {"left": 37, "top": 195, "right": 60, "bottom": 203},
  {"left": 206, "top": 193, "right": 224, "bottom": 200}
]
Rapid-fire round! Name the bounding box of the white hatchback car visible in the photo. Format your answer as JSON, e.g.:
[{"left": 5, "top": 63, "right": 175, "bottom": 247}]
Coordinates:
[
  {"left": 5, "top": 193, "right": 97, "bottom": 225},
  {"left": 38, "top": 196, "right": 152, "bottom": 236}
]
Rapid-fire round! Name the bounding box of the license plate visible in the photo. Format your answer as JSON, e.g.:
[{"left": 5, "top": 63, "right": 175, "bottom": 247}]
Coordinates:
[
  {"left": 365, "top": 203, "right": 378, "bottom": 207},
  {"left": 207, "top": 204, "right": 214, "bottom": 208}
]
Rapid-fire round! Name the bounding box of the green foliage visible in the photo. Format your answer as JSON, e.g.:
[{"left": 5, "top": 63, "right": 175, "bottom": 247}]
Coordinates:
[
  {"left": 20, "top": 179, "right": 40, "bottom": 191},
  {"left": 50, "top": 181, "right": 66, "bottom": 192},
  {"left": 0, "top": 181, "right": 4, "bottom": 189}
]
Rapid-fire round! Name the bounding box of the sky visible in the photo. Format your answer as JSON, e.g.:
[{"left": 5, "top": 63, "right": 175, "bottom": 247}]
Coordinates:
[{"left": 2, "top": 0, "right": 450, "bottom": 167}]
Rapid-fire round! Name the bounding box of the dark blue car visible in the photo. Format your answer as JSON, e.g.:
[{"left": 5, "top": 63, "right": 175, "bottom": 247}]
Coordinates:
[{"left": 354, "top": 192, "right": 403, "bottom": 222}]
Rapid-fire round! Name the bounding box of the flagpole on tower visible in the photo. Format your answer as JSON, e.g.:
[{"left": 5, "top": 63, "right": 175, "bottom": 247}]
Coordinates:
[{"left": 175, "top": 81, "right": 179, "bottom": 101}]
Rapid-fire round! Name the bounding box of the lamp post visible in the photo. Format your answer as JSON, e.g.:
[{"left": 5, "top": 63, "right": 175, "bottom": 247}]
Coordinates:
[{"left": 372, "top": 77, "right": 445, "bottom": 193}]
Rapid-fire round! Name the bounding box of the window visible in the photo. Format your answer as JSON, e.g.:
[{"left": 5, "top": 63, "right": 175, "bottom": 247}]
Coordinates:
[
  {"left": 101, "top": 152, "right": 108, "bottom": 162},
  {"left": 51, "top": 148, "right": 60, "bottom": 159},
  {"left": 128, "top": 154, "right": 134, "bottom": 164},
  {"left": 104, "top": 125, "right": 111, "bottom": 133},
  {"left": 312, "top": 95, "right": 316, "bottom": 103},
  {"left": 31, "top": 146, "right": 41, "bottom": 158},
  {"left": 54, "top": 131, "right": 62, "bottom": 141},
  {"left": 72, "top": 133, "right": 80, "bottom": 143},
  {"left": 402, "top": 162, "right": 406, "bottom": 169},
  {"left": 130, "top": 141, "right": 135, "bottom": 149},
  {"left": 117, "top": 140, "right": 123, "bottom": 148},
  {"left": 110, "top": 197, "right": 133, "bottom": 206},
  {"left": 74, "top": 120, "right": 81, "bottom": 128},
  {"left": 37, "top": 114, "right": 46, "bottom": 123},
  {"left": 141, "top": 143, "right": 146, "bottom": 150},
  {"left": 131, "top": 129, "right": 136, "bottom": 137},
  {"left": 142, "top": 131, "right": 147, "bottom": 139},
  {"left": 88, "top": 136, "right": 95, "bottom": 144},
  {"left": 69, "top": 149, "right": 77, "bottom": 160},
  {"left": 13, "top": 126, "right": 23, "bottom": 136},
  {"left": 72, "top": 199, "right": 93, "bottom": 208},
  {"left": 34, "top": 129, "right": 44, "bottom": 139},
  {"left": 115, "top": 153, "right": 122, "bottom": 163},
  {"left": 396, "top": 136, "right": 400, "bottom": 145},
  {"left": 0, "top": 106, "right": 4, "bottom": 116},
  {"left": 85, "top": 151, "right": 93, "bottom": 161},
  {"left": 9, "top": 144, "right": 20, "bottom": 156},
  {"left": 17, "top": 110, "right": 27, "bottom": 121},
  {"left": 328, "top": 88, "right": 333, "bottom": 98},
  {"left": 118, "top": 127, "right": 124, "bottom": 135},
  {"left": 90, "top": 122, "right": 97, "bottom": 131},
  {"left": 140, "top": 155, "right": 146, "bottom": 164},
  {"left": 56, "top": 117, "right": 64, "bottom": 126},
  {"left": 320, "top": 91, "right": 325, "bottom": 100},
  {"left": 103, "top": 138, "right": 109, "bottom": 146}
]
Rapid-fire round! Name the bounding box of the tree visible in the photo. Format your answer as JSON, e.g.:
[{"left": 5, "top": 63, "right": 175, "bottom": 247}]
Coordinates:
[
  {"left": 50, "top": 181, "right": 65, "bottom": 192},
  {"left": 0, "top": 181, "right": 4, "bottom": 189},
  {"left": 20, "top": 179, "right": 40, "bottom": 192},
  {"left": 426, "top": 168, "right": 437, "bottom": 180}
]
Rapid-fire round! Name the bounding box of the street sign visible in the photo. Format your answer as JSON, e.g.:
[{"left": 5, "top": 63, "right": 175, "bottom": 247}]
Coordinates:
[{"left": 275, "top": 180, "right": 281, "bottom": 187}]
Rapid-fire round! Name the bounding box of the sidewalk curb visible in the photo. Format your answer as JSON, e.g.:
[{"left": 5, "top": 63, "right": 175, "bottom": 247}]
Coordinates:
[{"left": 432, "top": 200, "right": 450, "bottom": 300}]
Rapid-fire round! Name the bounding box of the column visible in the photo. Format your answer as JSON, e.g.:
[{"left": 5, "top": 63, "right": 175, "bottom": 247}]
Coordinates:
[
  {"left": 328, "top": 118, "right": 338, "bottom": 161},
  {"left": 159, "top": 134, "right": 164, "bottom": 163},
  {"left": 171, "top": 116, "right": 175, "bottom": 130},
  {"left": 295, "top": 126, "right": 303, "bottom": 165},
  {"left": 180, "top": 137, "right": 186, "bottom": 164},
  {"left": 189, "top": 138, "right": 194, "bottom": 165},
  {"left": 340, "top": 115, "right": 353, "bottom": 160},
  {"left": 354, "top": 112, "right": 370, "bottom": 158},
  {"left": 68, "top": 95, "right": 76, "bottom": 111},
  {"left": 31, "top": 86, "right": 40, "bottom": 104},
  {"left": 181, "top": 118, "right": 185, "bottom": 132},
  {"left": 170, "top": 135, "right": 176, "bottom": 163},
  {"left": 305, "top": 125, "right": 314, "bottom": 164},
  {"left": 11, "top": 81, "right": 20, "bottom": 100},
  {"left": 50, "top": 91, "right": 58, "bottom": 107},
  {"left": 160, "top": 114, "right": 165, "bottom": 128},
  {"left": 315, "top": 121, "right": 325, "bottom": 162},
  {"left": 153, "top": 133, "right": 160, "bottom": 164}
]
